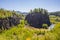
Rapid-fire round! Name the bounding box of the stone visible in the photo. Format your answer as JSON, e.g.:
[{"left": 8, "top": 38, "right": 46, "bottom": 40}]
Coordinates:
[{"left": 25, "top": 12, "right": 51, "bottom": 28}]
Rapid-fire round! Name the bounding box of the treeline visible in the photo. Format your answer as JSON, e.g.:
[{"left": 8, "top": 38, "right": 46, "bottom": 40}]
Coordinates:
[
  {"left": 29, "top": 8, "right": 48, "bottom": 14},
  {"left": 49, "top": 11, "right": 60, "bottom": 17},
  {"left": 29, "top": 8, "right": 60, "bottom": 17}
]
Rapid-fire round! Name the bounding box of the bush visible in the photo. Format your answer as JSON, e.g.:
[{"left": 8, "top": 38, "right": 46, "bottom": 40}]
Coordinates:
[{"left": 42, "top": 24, "right": 48, "bottom": 29}]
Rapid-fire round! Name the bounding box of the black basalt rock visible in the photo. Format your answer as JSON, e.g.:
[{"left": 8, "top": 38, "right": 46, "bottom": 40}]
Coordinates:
[
  {"left": 0, "top": 14, "right": 21, "bottom": 30},
  {"left": 25, "top": 10, "right": 51, "bottom": 28}
]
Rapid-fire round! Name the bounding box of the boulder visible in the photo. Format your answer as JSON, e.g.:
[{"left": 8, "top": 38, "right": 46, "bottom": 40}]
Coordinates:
[{"left": 25, "top": 10, "right": 51, "bottom": 28}]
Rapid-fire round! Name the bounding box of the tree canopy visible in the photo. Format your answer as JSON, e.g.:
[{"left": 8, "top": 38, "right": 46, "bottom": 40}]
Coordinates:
[{"left": 29, "top": 8, "right": 48, "bottom": 15}]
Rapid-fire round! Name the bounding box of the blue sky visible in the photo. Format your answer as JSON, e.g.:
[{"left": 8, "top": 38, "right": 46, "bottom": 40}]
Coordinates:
[{"left": 0, "top": 0, "right": 60, "bottom": 12}]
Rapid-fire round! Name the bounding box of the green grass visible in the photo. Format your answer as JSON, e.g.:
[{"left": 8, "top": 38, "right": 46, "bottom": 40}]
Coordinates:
[{"left": 0, "top": 21, "right": 60, "bottom": 40}]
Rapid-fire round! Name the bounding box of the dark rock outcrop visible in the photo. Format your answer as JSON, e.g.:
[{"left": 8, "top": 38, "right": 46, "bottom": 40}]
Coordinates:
[
  {"left": 0, "top": 14, "right": 21, "bottom": 30},
  {"left": 25, "top": 10, "right": 51, "bottom": 28}
]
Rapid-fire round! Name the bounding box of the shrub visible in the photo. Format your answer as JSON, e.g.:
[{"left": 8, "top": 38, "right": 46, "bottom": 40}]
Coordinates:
[{"left": 42, "top": 24, "right": 48, "bottom": 29}]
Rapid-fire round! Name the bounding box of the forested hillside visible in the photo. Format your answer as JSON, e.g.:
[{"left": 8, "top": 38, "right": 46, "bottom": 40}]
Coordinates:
[{"left": 49, "top": 11, "right": 60, "bottom": 17}]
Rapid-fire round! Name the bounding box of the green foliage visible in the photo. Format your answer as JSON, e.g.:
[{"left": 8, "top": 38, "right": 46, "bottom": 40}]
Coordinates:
[
  {"left": 50, "top": 15, "right": 60, "bottom": 24},
  {"left": 0, "top": 8, "right": 21, "bottom": 18},
  {"left": 30, "top": 8, "right": 48, "bottom": 14},
  {"left": 0, "top": 22, "right": 60, "bottom": 40},
  {"left": 18, "top": 20, "right": 25, "bottom": 28},
  {"left": 42, "top": 24, "right": 48, "bottom": 29}
]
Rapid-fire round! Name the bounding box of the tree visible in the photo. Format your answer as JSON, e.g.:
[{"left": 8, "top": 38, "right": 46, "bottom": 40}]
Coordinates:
[
  {"left": 33, "top": 8, "right": 38, "bottom": 13},
  {"left": 29, "top": 10, "right": 32, "bottom": 13}
]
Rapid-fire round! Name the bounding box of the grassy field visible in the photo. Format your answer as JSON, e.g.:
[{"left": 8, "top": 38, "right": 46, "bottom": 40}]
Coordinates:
[{"left": 0, "top": 16, "right": 60, "bottom": 40}]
